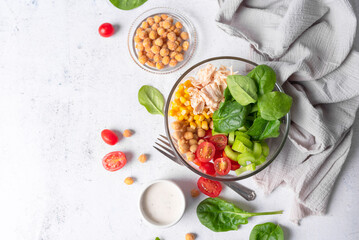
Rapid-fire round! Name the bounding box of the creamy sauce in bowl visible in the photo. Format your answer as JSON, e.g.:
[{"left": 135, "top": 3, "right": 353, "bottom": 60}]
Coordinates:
[{"left": 139, "top": 180, "right": 186, "bottom": 227}]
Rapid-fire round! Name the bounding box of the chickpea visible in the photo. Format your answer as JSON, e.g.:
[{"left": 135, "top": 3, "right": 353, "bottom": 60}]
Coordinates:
[
  {"left": 182, "top": 41, "right": 189, "bottom": 51},
  {"left": 138, "top": 51, "right": 145, "bottom": 57},
  {"left": 159, "top": 21, "right": 164, "bottom": 27},
  {"left": 170, "top": 51, "right": 177, "bottom": 58},
  {"left": 197, "top": 128, "right": 205, "bottom": 138},
  {"left": 193, "top": 134, "right": 198, "bottom": 140},
  {"left": 162, "top": 43, "right": 168, "bottom": 49},
  {"left": 163, "top": 20, "right": 172, "bottom": 29},
  {"left": 153, "top": 38, "right": 163, "bottom": 47},
  {"left": 147, "top": 17, "right": 154, "bottom": 26},
  {"left": 186, "top": 152, "right": 195, "bottom": 161},
  {"left": 198, "top": 139, "right": 205, "bottom": 145},
  {"left": 170, "top": 25, "right": 176, "bottom": 31},
  {"left": 153, "top": 54, "right": 162, "bottom": 63},
  {"left": 173, "top": 131, "right": 183, "bottom": 140},
  {"left": 136, "top": 43, "right": 144, "bottom": 51},
  {"left": 138, "top": 55, "right": 148, "bottom": 65},
  {"left": 184, "top": 131, "right": 194, "bottom": 140},
  {"left": 151, "top": 45, "right": 161, "bottom": 54},
  {"left": 185, "top": 233, "right": 195, "bottom": 240},
  {"left": 139, "top": 30, "right": 148, "bottom": 39},
  {"left": 179, "top": 144, "right": 189, "bottom": 154},
  {"left": 149, "top": 30, "right": 158, "bottom": 40},
  {"left": 156, "top": 62, "right": 164, "bottom": 70},
  {"left": 167, "top": 32, "right": 177, "bottom": 42},
  {"left": 138, "top": 154, "right": 147, "bottom": 163},
  {"left": 123, "top": 129, "right": 132, "bottom": 137},
  {"left": 176, "top": 46, "right": 183, "bottom": 52},
  {"left": 161, "top": 14, "right": 168, "bottom": 20},
  {"left": 180, "top": 32, "right": 189, "bottom": 40},
  {"left": 136, "top": 27, "right": 143, "bottom": 35},
  {"left": 178, "top": 138, "right": 187, "bottom": 145},
  {"left": 145, "top": 28, "right": 152, "bottom": 33},
  {"left": 162, "top": 56, "right": 170, "bottom": 65},
  {"left": 162, "top": 31, "right": 168, "bottom": 38},
  {"left": 169, "top": 58, "right": 178, "bottom": 67},
  {"left": 143, "top": 38, "right": 152, "bottom": 48},
  {"left": 209, "top": 121, "right": 214, "bottom": 129},
  {"left": 177, "top": 37, "right": 183, "bottom": 43},
  {"left": 124, "top": 177, "right": 134, "bottom": 185},
  {"left": 157, "top": 27, "right": 165, "bottom": 36},
  {"left": 186, "top": 127, "right": 196, "bottom": 133},
  {"left": 146, "top": 51, "right": 154, "bottom": 59},
  {"left": 190, "top": 189, "right": 200, "bottom": 198},
  {"left": 189, "top": 139, "right": 197, "bottom": 145},
  {"left": 147, "top": 60, "right": 156, "bottom": 67},
  {"left": 144, "top": 45, "right": 151, "bottom": 52},
  {"left": 160, "top": 48, "right": 169, "bottom": 57},
  {"left": 142, "top": 21, "right": 149, "bottom": 29},
  {"left": 167, "top": 41, "right": 178, "bottom": 51},
  {"left": 154, "top": 15, "right": 161, "bottom": 23},
  {"left": 151, "top": 23, "right": 159, "bottom": 31},
  {"left": 174, "top": 28, "right": 181, "bottom": 36},
  {"left": 171, "top": 121, "right": 182, "bottom": 130},
  {"left": 190, "top": 144, "right": 198, "bottom": 153},
  {"left": 167, "top": 17, "right": 174, "bottom": 23},
  {"left": 175, "top": 53, "right": 184, "bottom": 62},
  {"left": 134, "top": 35, "right": 142, "bottom": 43},
  {"left": 175, "top": 21, "right": 183, "bottom": 29}
]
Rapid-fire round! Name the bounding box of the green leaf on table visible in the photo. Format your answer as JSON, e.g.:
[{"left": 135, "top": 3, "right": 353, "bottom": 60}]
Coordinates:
[
  {"left": 258, "top": 92, "right": 292, "bottom": 120},
  {"left": 227, "top": 75, "right": 258, "bottom": 106},
  {"left": 247, "top": 65, "right": 276, "bottom": 96},
  {"left": 249, "top": 222, "right": 284, "bottom": 240},
  {"left": 138, "top": 85, "right": 165, "bottom": 116},
  {"left": 246, "top": 117, "right": 281, "bottom": 140},
  {"left": 109, "top": 0, "right": 147, "bottom": 10}
]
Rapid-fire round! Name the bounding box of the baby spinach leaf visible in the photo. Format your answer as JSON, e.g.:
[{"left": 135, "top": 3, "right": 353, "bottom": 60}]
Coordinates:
[
  {"left": 213, "top": 100, "right": 251, "bottom": 133},
  {"left": 248, "top": 65, "right": 276, "bottom": 96},
  {"left": 258, "top": 92, "right": 292, "bottom": 120},
  {"left": 138, "top": 85, "right": 165, "bottom": 116},
  {"left": 247, "top": 117, "right": 281, "bottom": 140},
  {"left": 196, "top": 198, "right": 283, "bottom": 232},
  {"left": 249, "top": 222, "right": 284, "bottom": 240},
  {"left": 109, "top": 0, "right": 147, "bottom": 10},
  {"left": 227, "top": 75, "right": 258, "bottom": 106},
  {"left": 223, "top": 86, "right": 233, "bottom": 101}
]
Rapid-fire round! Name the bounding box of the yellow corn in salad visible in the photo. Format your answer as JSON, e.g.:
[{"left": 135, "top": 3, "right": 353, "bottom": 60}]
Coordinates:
[{"left": 170, "top": 80, "right": 212, "bottom": 129}]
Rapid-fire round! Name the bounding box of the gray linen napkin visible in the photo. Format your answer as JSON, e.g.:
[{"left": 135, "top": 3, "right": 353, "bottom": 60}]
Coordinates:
[{"left": 216, "top": 0, "right": 359, "bottom": 223}]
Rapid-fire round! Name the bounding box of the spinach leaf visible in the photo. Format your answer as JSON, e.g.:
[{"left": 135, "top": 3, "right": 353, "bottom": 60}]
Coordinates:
[
  {"left": 109, "top": 0, "right": 147, "bottom": 10},
  {"left": 247, "top": 65, "right": 276, "bottom": 96},
  {"left": 227, "top": 75, "right": 258, "bottom": 106},
  {"left": 258, "top": 92, "right": 292, "bottom": 120},
  {"left": 223, "top": 86, "right": 233, "bottom": 101},
  {"left": 213, "top": 100, "right": 250, "bottom": 133},
  {"left": 196, "top": 198, "right": 283, "bottom": 232},
  {"left": 247, "top": 117, "right": 281, "bottom": 140},
  {"left": 249, "top": 222, "right": 284, "bottom": 240},
  {"left": 138, "top": 85, "right": 165, "bottom": 116}
]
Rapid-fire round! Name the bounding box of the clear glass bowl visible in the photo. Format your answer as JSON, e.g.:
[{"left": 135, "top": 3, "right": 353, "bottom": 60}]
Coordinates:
[
  {"left": 164, "top": 56, "right": 290, "bottom": 181},
  {"left": 127, "top": 7, "right": 197, "bottom": 74}
]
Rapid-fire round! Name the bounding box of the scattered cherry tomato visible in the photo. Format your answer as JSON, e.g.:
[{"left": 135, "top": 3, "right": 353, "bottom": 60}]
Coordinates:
[
  {"left": 209, "top": 135, "right": 228, "bottom": 151},
  {"left": 197, "top": 177, "right": 222, "bottom": 198},
  {"left": 102, "top": 151, "right": 127, "bottom": 171},
  {"left": 199, "top": 162, "right": 216, "bottom": 175},
  {"left": 98, "top": 23, "right": 114, "bottom": 37},
  {"left": 101, "top": 129, "right": 118, "bottom": 145},
  {"left": 214, "top": 157, "right": 231, "bottom": 175},
  {"left": 196, "top": 142, "right": 216, "bottom": 162}
]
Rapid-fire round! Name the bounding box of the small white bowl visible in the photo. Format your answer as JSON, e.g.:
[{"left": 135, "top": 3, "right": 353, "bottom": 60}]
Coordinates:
[{"left": 139, "top": 180, "right": 186, "bottom": 228}]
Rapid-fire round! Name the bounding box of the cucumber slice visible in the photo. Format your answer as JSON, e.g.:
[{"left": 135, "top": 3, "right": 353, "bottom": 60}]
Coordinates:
[
  {"left": 212, "top": 129, "right": 228, "bottom": 136},
  {"left": 235, "top": 163, "right": 256, "bottom": 175},
  {"left": 236, "top": 136, "right": 253, "bottom": 148},
  {"left": 237, "top": 126, "right": 248, "bottom": 132},
  {"left": 255, "top": 155, "right": 266, "bottom": 165},
  {"left": 235, "top": 131, "right": 250, "bottom": 140},
  {"left": 237, "top": 152, "right": 255, "bottom": 166},
  {"left": 261, "top": 141, "right": 269, "bottom": 157},
  {"left": 224, "top": 145, "right": 239, "bottom": 161},
  {"left": 253, "top": 142, "right": 262, "bottom": 158},
  {"left": 228, "top": 132, "right": 235, "bottom": 145},
  {"left": 232, "top": 140, "right": 252, "bottom": 153}
]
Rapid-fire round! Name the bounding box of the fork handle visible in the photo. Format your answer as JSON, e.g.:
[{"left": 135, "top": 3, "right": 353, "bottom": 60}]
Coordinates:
[{"left": 223, "top": 182, "right": 256, "bottom": 201}]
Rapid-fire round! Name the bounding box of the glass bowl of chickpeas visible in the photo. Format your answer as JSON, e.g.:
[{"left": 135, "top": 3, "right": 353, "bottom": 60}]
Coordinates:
[
  {"left": 128, "top": 7, "right": 197, "bottom": 74},
  {"left": 164, "top": 56, "right": 290, "bottom": 181}
]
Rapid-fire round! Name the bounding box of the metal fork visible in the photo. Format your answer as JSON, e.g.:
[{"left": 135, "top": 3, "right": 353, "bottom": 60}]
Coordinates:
[{"left": 154, "top": 134, "right": 256, "bottom": 201}]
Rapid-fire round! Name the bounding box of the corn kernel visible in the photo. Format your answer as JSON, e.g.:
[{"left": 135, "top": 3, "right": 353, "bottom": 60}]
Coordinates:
[
  {"left": 180, "top": 97, "right": 186, "bottom": 103},
  {"left": 185, "top": 80, "right": 192, "bottom": 87},
  {"left": 178, "top": 115, "right": 184, "bottom": 121},
  {"left": 178, "top": 85, "right": 184, "bottom": 91},
  {"left": 184, "top": 89, "right": 189, "bottom": 94},
  {"left": 184, "top": 94, "right": 190, "bottom": 99},
  {"left": 175, "top": 92, "right": 181, "bottom": 98},
  {"left": 198, "top": 115, "right": 205, "bottom": 121},
  {"left": 194, "top": 115, "right": 199, "bottom": 121},
  {"left": 190, "top": 122, "right": 196, "bottom": 129},
  {"left": 188, "top": 116, "right": 194, "bottom": 122},
  {"left": 184, "top": 101, "right": 190, "bottom": 106},
  {"left": 202, "top": 121, "right": 208, "bottom": 130},
  {"left": 184, "top": 115, "right": 188, "bottom": 120},
  {"left": 169, "top": 110, "right": 176, "bottom": 116},
  {"left": 203, "top": 112, "right": 210, "bottom": 119},
  {"left": 181, "top": 110, "right": 187, "bottom": 115}
]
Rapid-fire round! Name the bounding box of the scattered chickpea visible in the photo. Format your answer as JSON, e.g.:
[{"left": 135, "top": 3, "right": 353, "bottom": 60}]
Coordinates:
[
  {"left": 154, "top": 15, "right": 161, "bottom": 23},
  {"left": 185, "top": 233, "right": 195, "bottom": 240},
  {"left": 141, "top": 21, "right": 149, "bottom": 29},
  {"left": 175, "top": 21, "right": 183, "bottom": 29},
  {"left": 182, "top": 41, "right": 189, "bottom": 51},
  {"left": 190, "top": 189, "right": 200, "bottom": 198},
  {"left": 190, "top": 144, "right": 198, "bottom": 153},
  {"left": 138, "top": 154, "right": 147, "bottom": 163},
  {"left": 198, "top": 139, "right": 205, "bottom": 145},
  {"left": 156, "top": 62, "right": 164, "bottom": 69},
  {"left": 155, "top": 38, "right": 164, "bottom": 47},
  {"left": 124, "top": 177, "right": 134, "bottom": 185},
  {"left": 147, "top": 17, "right": 154, "bottom": 25},
  {"left": 149, "top": 30, "right": 158, "bottom": 40},
  {"left": 123, "top": 129, "right": 132, "bottom": 137},
  {"left": 186, "top": 152, "right": 195, "bottom": 161},
  {"left": 139, "top": 55, "right": 148, "bottom": 65},
  {"left": 162, "top": 56, "right": 170, "bottom": 65},
  {"left": 180, "top": 32, "right": 189, "bottom": 40},
  {"left": 169, "top": 58, "right": 178, "bottom": 67},
  {"left": 175, "top": 53, "right": 184, "bottom": 62},
  {"left": 184, "top": 131, "right": 194, "bottom": 140},
  {"left": 197, "top": 128, "right": 205, "bottom": 138},
  {"left": 151, "top": 45, "right": 161, "bottom": 54}
]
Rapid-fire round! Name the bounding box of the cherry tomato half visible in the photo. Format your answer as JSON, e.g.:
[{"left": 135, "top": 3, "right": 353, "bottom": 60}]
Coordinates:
[
  {"left": 209, "top": 134, "right": 228, "bottom": 151},
  {"left": 197, "top": 177, "right": 222, "bottom": 198},
  {"left": 230, "top": 160, "right": 241, "bottom": 171},
  {"left": 196, "top": 142, "right": 216, "bottom": 162},
  {"left": 199, "top": 162, "right": 216, "bottom": 176},
  {"left": 102, "top": 151, "right": 127, "bottom": 172},
  {"left": 214, "top": 158, "right": 231, "bottom": 176},
  {"left": 204, "top": 129, "right": 212, "bottom": 139},
  {"left": 101, "top": 129, "right": 118, "bottom": 145},
  {"left": 98, "top": 23, "right": 114, "bottom": 37}
]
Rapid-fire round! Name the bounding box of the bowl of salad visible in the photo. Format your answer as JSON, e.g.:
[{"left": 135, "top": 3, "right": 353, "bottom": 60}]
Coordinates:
[{"left": 164, "top": 56, "right": 292, "bottom": 181}]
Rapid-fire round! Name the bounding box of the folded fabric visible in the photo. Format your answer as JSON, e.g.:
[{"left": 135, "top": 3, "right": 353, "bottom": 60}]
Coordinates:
[{"left": 216, "top": 0, "right": 359, "bottom": 223}]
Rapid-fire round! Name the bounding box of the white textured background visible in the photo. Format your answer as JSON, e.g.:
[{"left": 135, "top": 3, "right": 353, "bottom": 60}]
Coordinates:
[{"left": 1, "top": 0, "right": 359, "bottom": 239}]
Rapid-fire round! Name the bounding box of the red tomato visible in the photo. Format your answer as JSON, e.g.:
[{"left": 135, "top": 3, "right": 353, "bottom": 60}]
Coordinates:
[
  {"left": 204, "top": 129, "right": 212, "bottom": 139},
  {"left": 102, "top": 151, "right": 127, "bottom": 171},
  {"left": 230, "top": 160, "right": 241, "bottom": 170},
  {"left": 196, "top": 142, "right": 216, "bottom": 162},
  {"left": 197, "top": 177, "right": 222, "bottom": 198},
  {"left": 214, "top": 150, "right": 224, "bottom": 160},
  {"left": 214, "top": 158, "right": 231, "bottom": 175},
  {"left": 209, "top": 135, "right": 228, "bottom": 151},
  {"left": 99, "top": 23, "right": 114, "bottom": 37},
  {"left": 101, "top": 129, "right": 118, "bottom": 145},
  {"left": 199, "top": 162, "right": 216, "bottom": 175}
]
